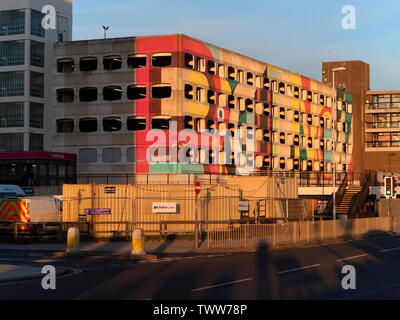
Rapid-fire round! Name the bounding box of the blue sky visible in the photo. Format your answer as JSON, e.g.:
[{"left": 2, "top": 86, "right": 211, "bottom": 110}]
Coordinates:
[{"left": 73, "top": 0, "right": 400, "bottom": 90}]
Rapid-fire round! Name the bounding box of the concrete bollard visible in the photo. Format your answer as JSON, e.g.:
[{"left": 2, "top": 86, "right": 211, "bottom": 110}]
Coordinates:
[
  {"left": 131, "top": 228, "right": 145, "bottom": 256},
  {"left": 66, "top": 227, "right": 80, "bottom": 255}
]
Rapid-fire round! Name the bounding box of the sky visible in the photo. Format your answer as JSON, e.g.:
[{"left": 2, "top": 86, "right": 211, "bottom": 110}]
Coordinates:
[{"left": 72, "top": 0, "right": 400, "bottom": 90}]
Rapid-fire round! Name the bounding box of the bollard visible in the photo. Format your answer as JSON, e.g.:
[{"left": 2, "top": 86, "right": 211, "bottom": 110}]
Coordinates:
[
  {"left": 66, "top": 227, "right": 80, "bottom": 255},
  {"left": 131, "top": 228, "right": 145, "bottom": 256}
]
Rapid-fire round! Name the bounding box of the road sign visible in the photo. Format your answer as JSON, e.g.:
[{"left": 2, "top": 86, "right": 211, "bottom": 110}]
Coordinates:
[
  {"left": 84, "top": 208, "right": 111, "bottom": 215},
  {"left": 195, "top": 180, "right": 201, "bottom": 195},
  {"left": 239, "top": 201, "right": 249, "bottom": 211},
  {"left": 152, "top": 202, "right": 177, "bottom": 213}
]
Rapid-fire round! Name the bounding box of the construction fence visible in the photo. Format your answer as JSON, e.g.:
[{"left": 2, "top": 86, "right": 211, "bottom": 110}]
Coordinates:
[{"left": 207, "top": 217, "right": 394, "bottom": 248}]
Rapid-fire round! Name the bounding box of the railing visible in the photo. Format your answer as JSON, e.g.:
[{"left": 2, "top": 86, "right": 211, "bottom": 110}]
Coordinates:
[
  {"left": 207, "top": 217, "right": 394, "bottom": 248},
  {"left": 78, "top": 171, "right": 365, "bottom": 187},
  {"left": 322, "top": 172, "right": 348, "bottom": 216},
  {"left": 349, "top": 172, "right": 374, "bottom": 215}
]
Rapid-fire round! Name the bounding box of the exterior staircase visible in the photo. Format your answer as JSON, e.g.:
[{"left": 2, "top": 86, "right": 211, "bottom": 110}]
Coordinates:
[{"left": 335, "top": 186, "right": 363, "bottom": 215}]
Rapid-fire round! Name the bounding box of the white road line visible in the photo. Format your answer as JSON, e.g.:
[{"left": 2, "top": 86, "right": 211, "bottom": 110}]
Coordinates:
[
  {"left": 336, "top": 254, "right": 368, "bottom": 262},
  {"left": 277, "top": 264, "right": 321, "bottom": 274},
  {"left": 380, "top": 246, "right": 400, "bottom": 253},
  {"left": 191, "top": 278, "right": 253, "bottom": 292}
]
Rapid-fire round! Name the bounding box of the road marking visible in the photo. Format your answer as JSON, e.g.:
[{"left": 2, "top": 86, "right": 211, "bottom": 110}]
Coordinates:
[
  {"left": 191, "top": 277, "right": 253, "bottom": 292},
  {"left": 380, "top": 246, "right": 400, "bottom": 253},
  {"left": 346, "top": 282, "right": 400, "bottom": 299},
  {"left": 277, "top": 264, "right": 321, "bottom": 274},
  {"left": 336, "top": 254, "right": 368, "bottom": 262}
]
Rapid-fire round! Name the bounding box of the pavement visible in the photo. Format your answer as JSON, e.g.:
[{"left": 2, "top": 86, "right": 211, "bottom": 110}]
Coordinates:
[{"left": 0, "top": 240, "right": 203, "bottom": 254}]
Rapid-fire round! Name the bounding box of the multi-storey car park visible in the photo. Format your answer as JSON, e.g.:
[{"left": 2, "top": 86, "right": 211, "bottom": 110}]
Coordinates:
[{"left": 53, "top": 34, "right": 353, "bottom": 184}]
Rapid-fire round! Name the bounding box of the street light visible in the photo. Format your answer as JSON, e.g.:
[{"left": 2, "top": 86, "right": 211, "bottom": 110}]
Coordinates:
[
  {"left": 102, "top": 26, "right": 110, "bottom": 39},
  {"left": 331, "top": 67, "right": 346, "bottom": 220}
]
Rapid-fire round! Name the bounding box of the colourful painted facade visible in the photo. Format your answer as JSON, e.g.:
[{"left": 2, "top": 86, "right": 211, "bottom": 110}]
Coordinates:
[{"left": 53, "top": 34, "right": 353, "bottom": 179}]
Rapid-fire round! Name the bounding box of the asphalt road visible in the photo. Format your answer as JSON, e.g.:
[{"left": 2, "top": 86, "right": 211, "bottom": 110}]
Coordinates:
[{"left": 2, "top": 236, "right": 400, "bottom": 299}]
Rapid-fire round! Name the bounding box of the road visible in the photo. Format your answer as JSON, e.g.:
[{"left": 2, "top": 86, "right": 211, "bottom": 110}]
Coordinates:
[{"left": 2, "top": 236, "right": 400, "bottom": 299}]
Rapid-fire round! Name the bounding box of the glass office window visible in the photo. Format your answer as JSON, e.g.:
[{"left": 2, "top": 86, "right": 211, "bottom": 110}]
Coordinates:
[
  {"left": 30, "top": 102, "right": 43, "bottom": 128},
  {"left": 0, "top": 40, "right": 24, "bottom": 66},
  {"left": 29, "top": 133, "right": 43, "bottom": 151},
  {"left": 31, "top": 10, "right": 45, "bottom": 37},
  {"left": 0, "top": 71, "right": 24, "bottom": 97},
  {"left": 0, "top": 133, "right": 23, "bottom": 151},
  {"left": 30, "top": 41, "right": 44, "bottom": 67},
  {"left": 30, "top": 72, "right": 44, "bottom": 97},
  {"left": 0, "top": 102, "right": 24, "bottom": 127},
  {"left": 0, "top": 10, "right": 25, "bottom": 35}
]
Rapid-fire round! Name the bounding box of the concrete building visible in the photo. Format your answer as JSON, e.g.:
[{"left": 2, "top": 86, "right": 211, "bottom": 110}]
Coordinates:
[
  {"left": 0, "top": 0, "right": 75, "bottom": 186},
  {"left": 53, "top": 34, "right": 353, "bottom": 184}
]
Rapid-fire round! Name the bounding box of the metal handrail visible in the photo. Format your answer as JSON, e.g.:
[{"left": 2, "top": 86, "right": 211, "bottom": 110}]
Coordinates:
[
  {"left": 322, "top": 172, "right": 348, "bottom": 216},
  {"left": 349, "top": 172, "right": 373, "bottom": 215}
]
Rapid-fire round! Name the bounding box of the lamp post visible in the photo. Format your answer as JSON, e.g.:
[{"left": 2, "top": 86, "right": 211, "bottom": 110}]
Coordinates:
[
  {"left": 331, "top": 67, "right": 346, "bottom": 220},
  {"left": 102, "top": 26, "right": 110, "bottom": 39}
]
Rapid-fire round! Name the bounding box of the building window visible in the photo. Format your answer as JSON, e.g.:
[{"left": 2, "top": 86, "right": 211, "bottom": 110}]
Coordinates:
[
  {"left": 152, "top": 84, "right": 171, "bottom": 98},
  {"left": 0, "top": 102, "right": 24, "bottom": 127},
  {"left": 126, "top": 147, "right": 136, "bottom": 162},
  {"left": 263, "top": 77, "right": 270, "bottom": 90},
  {"left": 56, "top": 118, "right": 74, "bottom": 133},
  {"left": 30, "top": 102, "right": 43, "bottom": 128},
  {"left": 79, "top": 148, "right": 97, "bottom": 163},
  {"left": 30, "top": 72, "right": 44, "bottom": 98},
  {"left": 294, "top": 159, "right": 300, "bottom": 170},
  {"left": 279, "top": 107, "right": 285, "bottom": 119},
  {"left": 102, "top": 148, "right": 122, "bottom": 163},
  {"left": 208, "top": 90, "right": 216, "bottom": 104},
  {"left": 228, "top": 66, "right": 235, "bottom": 80},
  {"left": 79, "top": 118, "right": 98, "bottom": 132},
  {"left": 279, "top": 82, "right": 285, "bottom": 94},
  {"left": 79, "top": 57, "right": 98, "bottom": 71},
  {"left": 103, "top": 55, "right": 122, "bottom": 70},
  {"left": 264, "top": 104, "right": 270, "bottom": 116},
  {"left": 30, "top": 41, "right": 44, "bottom": 67},
  {"left": 294, "top": 135, "right": 300, "bottom": 146},
  {"left": 0, "top": 10, "right": 25, "bottom": 35},
  {"left": 57, "top": 88, "right": 74, "bottom": 103},
  {"left": 127, "top": 85, "right": 146, "bottom": 100},
  {"left": 207, "top": 60, "right": 216, "bottom": 74},
  {"left": 184, "top": 116, "right": 194, "bottom": 129},
  {"left": 103, "top": 86, "right": 122, "bottom": 100},
  {"left": 31, "top": 10, "right": 45, "bottom": 37},
  {"left": 127, "top": 116, "right": 146, "bottom": 131},
  {"left": 0, "top": 40, "right": 24, "bottom": 66},
  {"left": 79, "top": 87, "right": 98, "bottom": 102},
  {"left": 294, "top": 87, "right": 300, "bottom": 98},
  {"left": 0, "top": 133, "right": 23, "bottom": 151},
  {"left": 0, "top": 71, "right": 24, "bottom": 97},
  {"left": 279, "top": 132, "right": 285, "bottom": 144},
  {"left": 279, "top": 157, "right": 286, "bottom": 169},
  {"left": 57, "top": 58, "right": 74, "bottom": 73},
  {"left": 184, "top": 84, "right": 193, "bottom": 100},
  {"left": 152, "top": 116, "right": 171, "bottom": 130},
  {"left": 152, "top": 52, "right": 172, "bottom": 67},
  {"left": 103, "top": 117, "right": 122, "bottom": 132},
  {"left": 127, "top": 54, "right": 146, "bottom": 68},
  {"left": 184, "top": 53, "right": 194, "bottom": 69},
  {"left": 246, "top": 72, "right": 254, "bottom": 86},
  {"left": 246, "top": 98, "right": 254, "bottom": 112},
  {"left": 228, "top": 95, "right": 235, "bottom": 109},
  {"left": 29, "top": 133, "right": 43, "bottom": 151}
]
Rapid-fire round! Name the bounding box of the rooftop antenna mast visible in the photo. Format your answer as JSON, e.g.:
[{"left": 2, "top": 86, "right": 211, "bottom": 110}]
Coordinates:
[{"left": 102, "top": 26, "right": 110, "bottom": 39}]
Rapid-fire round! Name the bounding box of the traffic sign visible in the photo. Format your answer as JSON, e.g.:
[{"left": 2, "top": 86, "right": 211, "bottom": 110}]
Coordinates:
[{"left": 195, "top": 180, "right": 201, "bottom": 195}]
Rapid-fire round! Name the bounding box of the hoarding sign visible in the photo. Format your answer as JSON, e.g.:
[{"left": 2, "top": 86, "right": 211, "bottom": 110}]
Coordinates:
[
  {"left": 84, "top": 208, "right": 111, "bottom": 215},
  {"left": 152, "top": 202, "right": 177, "bottom": 213},
  {"left": 104, "top": 186, "right": 116, "bottom": 194}
]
